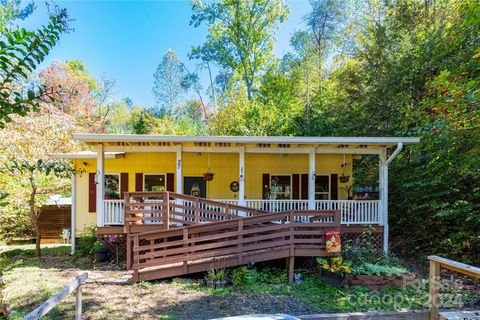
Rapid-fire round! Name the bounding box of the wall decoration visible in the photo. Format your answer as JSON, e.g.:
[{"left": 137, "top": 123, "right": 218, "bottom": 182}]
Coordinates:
[{"left": 230, "top": 181, "right": 239, "bottom": 192}]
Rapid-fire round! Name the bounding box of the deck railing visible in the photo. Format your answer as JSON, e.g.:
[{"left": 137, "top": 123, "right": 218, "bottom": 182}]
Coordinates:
[
  {"left": 103, "top": 197, "right": 380, "bottom": 226},
  {"left": 103, "top": 199, "right": 124, "bottom": 225}
]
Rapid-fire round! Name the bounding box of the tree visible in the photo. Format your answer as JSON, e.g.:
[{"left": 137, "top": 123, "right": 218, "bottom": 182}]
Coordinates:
[
  {"left": 39, "top": 60, "right": 99, "bottom": 116},
  {"left": 0, "top": 106, "right": 80, "bottom": 256},
  {"left": 0, "top": 5, "right": 70, "bottom": 128},
  {"left": 190, "top": 0, "right": 289, "bottom": 100},
  {"left": 152, "top": 49, "right": 185, "bottom": 114},
  {"left": 0, "top": 0, "right": 34, "bottom": 30},
  {"left": 4, "top": 160, "right": 74, "bottom": 257}
]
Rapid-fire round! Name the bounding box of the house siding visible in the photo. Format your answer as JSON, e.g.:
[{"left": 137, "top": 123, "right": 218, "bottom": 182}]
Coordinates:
[{"left": 73, "top": 153, "right": 352, "bottom": 234}]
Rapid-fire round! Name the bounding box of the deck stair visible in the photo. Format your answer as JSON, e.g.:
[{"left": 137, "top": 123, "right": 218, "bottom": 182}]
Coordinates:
[{"left": 124, "top": 192, "right": 341, "bottom": 282}]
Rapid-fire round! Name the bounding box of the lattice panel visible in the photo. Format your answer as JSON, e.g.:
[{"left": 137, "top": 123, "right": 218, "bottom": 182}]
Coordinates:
[
  {"left": 98, "top": 234, "right": 127, "bottom": 263},
  {"left": 341, "top": 232, "right": 383, "bottom": 250}
]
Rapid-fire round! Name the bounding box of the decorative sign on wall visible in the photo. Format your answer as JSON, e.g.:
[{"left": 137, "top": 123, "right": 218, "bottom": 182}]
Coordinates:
[
  {"left": 325, "top": 230, "right": 342, "bottom": 253},
  {"left": 230, "top": 181, "right": 239, "bottom": 192}
]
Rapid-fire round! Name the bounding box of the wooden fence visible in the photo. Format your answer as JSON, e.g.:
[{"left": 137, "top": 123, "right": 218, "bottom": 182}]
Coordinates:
[
  {"left": 23, "top": 273, "right": 88, "bottom": 320},
  {"left": 130, "top": 210, "right": 340, "bottom": 282},
  {"left": 428, "top": 256, "right": 480, "bottom": 320}
]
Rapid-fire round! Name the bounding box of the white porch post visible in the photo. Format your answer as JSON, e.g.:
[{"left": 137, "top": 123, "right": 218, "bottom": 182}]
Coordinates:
[
  {"left": 176, "top": 144, "right": 182, "bottom": 194},
  {"left": 308, "top": 148, "right": 316, "bottom": 210},
  {"left": 96, "top": 143, "right": 105, "bottom": 227},
  {"left": 379, "top": 148, "right": 388, "bottom": 252},
  {"left": 238, "top": 146, "right": 246, "bottom": 206},
  {"left": 71, "top": 173, "right": 76, "bottom": 255}
]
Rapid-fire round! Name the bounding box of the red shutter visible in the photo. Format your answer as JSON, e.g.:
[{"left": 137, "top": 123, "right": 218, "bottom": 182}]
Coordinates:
[
  {"left": 166, "top": 173, "right": 174, "bottom": 192},
  {"left": 135, "top": 173, "right": 143, "bottom": 191},
  {"left": 301, "top": 174, "right": 308, "bottom": 200},
  {"left": 292, "top": 174, "right": 300, "bottom": 199},
  {"left": 88, "top": 173, "right": 96, "bottom": 212},
  {"left": 330, "top": 174, "right": 338, "bottom": 200},
  {"left": 120, "top": 173, "right": 128, "bottom": 199},
  {"left": 262, "top": 174, "right": 270, "bottom": 199}
]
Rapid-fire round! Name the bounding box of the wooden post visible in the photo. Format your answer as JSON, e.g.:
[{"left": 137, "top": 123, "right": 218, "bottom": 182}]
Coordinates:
[
  {"left": 126, "top": 234, "right": 131, "bottom": 270},
  {"left": 194, "top": 198, "right": 200, "bottom": 223},
  {"left": 288, "top": 209, "right": 295, "bottom": 283},
  {"left": 429, "top": 259, "right": 441, "bottom": 320},
  {"left": 238, "top": 219, "right": 243, "bottom": 265},
  {"left": 74, "top": 286, "right": 82, "bottom": 320},
  {"left": 183, "top": 228, "right": 188, "bottom": 274},
  {"left": 165, "top": 191, "right": 170, "bottom": 229}
]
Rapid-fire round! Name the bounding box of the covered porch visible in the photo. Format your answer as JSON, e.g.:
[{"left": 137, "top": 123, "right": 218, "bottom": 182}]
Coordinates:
[{"left": 61, "top": 135, "right": 419, "bottom": 253}]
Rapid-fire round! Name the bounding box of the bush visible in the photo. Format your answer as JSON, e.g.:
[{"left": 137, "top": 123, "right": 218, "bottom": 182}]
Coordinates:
[
  {"left": 352, "top": 262, "right": 410, "bottom": 276},
  {"left": 231, "top": 266, "right": 287, "bottom": 286},
  {"left": 74, "top": 225, "right": 97, "bottom": 257},
  {"left": 0, "top": 210, "right": 33, "bottom": 243}
]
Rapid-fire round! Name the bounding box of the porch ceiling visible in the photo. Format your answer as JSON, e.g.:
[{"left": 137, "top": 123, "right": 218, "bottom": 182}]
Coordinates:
[{"left": 73, "top": 134, "right": 420, "bottom": 148}]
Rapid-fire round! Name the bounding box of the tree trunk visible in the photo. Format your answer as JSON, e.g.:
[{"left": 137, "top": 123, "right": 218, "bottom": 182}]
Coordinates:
[{"left": 28, "top": 175, "right": 41, "bottom": 257}]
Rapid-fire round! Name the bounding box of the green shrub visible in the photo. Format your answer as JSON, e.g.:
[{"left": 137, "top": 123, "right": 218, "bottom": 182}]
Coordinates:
[
  {"left": 231, "top": 266, "right": 287, "bottom": 286},
  {"left": 74, "top": 225, "right": 97, "bottom": 257},
  {"left": 0, "top": 210, "right": 33, "bottom": 243},
  {"left": 352, "top": 262, "right": 410, "bottom": 276}
]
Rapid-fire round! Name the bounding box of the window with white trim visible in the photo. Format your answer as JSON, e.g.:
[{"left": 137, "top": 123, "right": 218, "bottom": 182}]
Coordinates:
[
  {"left": 269, "top": 175, "right": 291, "bottom": 200},
  {"left": 144, "top": 174, "right": 166, "bottom": 192},
  {"left": 315, "top": 175, "right": 330, "bottom": 200}
]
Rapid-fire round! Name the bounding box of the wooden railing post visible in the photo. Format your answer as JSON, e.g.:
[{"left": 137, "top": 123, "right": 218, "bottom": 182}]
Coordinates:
[
  {"left": 165, "top": 191, "right": 170, "bottom": 229},
  {"left": 126, "top": 234, "right": 131, "bottom": 270},
  {"left": 74, "top": 285, "right": 82, "bottom": 320},
  {"left": 194, "top": 198, "right": 200, "bottom": 223},
  {"left": 288, "top": 209, "right": 295, "bottom": 283},
  {"left": 183, "top": 228, "right": 188, "bottom": 274},
  {"left": 429, "top": 259, "right": 441, "bottom": 320},
  {"left": 123, "top": 192, "right": 129, "bottom": 234},
  {"left": 238, "top": 219, "right": 243, "bottom": 265}
]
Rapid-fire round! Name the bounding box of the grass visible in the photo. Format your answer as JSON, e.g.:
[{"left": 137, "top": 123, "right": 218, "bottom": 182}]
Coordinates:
[{"left": 0, "top": 246, "right": 478, "bottom": 319}]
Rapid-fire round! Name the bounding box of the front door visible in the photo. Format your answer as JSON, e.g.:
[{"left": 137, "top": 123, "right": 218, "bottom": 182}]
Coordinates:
[{"left": 184, "top": 177, "right": 207, "bottom": 198}]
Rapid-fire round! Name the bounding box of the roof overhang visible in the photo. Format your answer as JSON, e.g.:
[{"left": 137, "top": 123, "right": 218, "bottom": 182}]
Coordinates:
[
  {"left": 72, "top": 134, "right": 420, "bottom": 147},
  {"left": 48, "top": 151, "right": 125, "bottom": 159}
]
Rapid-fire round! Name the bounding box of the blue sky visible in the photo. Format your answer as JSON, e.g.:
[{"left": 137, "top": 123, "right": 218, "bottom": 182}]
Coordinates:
[{"left": 22, "top": 0, "right": 310, "bottom": 107}]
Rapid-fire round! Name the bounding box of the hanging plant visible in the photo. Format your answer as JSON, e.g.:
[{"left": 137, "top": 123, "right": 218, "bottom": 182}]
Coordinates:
[
  {"left": 203, "top": 171, "right": 215, "bottom": 181},
  {"left": 203, "top": 153, "right": 215, "bottom": 181},
  {"left": 339, "top": 155, "right": 350, "bottom": 183}
]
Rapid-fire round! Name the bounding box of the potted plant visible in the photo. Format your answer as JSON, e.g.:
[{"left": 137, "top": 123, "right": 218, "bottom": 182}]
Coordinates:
[
  {"left": 203, "top": 171, "right": 215, "bottom": 181},
  {"left": 93, "top": 241, "right": 110, "bottom": 262},
  {"left": 205, "top": 267, "right": 228, "bottom": 288},
  {"left": 316, "top": 257, "right": 352, "bottom": 286}
]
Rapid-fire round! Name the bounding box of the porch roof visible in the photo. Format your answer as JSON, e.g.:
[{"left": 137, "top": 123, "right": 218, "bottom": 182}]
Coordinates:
[{"left": 73, "top": 134, "right": 420, "bottom": 147}]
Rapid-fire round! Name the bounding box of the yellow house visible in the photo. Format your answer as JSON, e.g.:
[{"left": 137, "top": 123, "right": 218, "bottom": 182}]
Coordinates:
[{"left": 52, "top": 134, "right": 419, "bottom": 256}]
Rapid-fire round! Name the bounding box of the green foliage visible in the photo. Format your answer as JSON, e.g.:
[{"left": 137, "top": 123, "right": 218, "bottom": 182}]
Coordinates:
[
  {"left": 206, "top": 267, "right": 228, "bottom": 282},
  {"left": 0, "top": 209, "right": 32, "bottom": 242},
  {"left": 231, "top": 266, "right": 287, "bottom": 287},
  {"left": 316, "top": 257, "right": 352, "bottom": 274},
  {"left": 74, "top": 225, "right": 97, "bottom": 257},
  {"left": 190, "top": 0, "right": 289, "bottom": 100},
  {"left": 351, "top": 263, "right": 410, "bottom": 277},
  {"left": 0, "top": 6, "right": 70, "bottom": 127}
]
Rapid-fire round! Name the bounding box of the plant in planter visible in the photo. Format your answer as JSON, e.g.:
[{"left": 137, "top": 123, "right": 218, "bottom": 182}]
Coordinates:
[
  {"left": 316, "top": 256, "right": 352, "bottom": 286},
  {"left": 205, "top": 267, "right": 228, "bottom": 288},
  {"left": 93, "top": 241, "right": 110, "bottom": 263}
]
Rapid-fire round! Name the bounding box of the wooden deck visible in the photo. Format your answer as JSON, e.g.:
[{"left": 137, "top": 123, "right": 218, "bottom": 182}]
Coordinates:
[{"left": 97, "top": 192, "right": 383, "bottom": 281}]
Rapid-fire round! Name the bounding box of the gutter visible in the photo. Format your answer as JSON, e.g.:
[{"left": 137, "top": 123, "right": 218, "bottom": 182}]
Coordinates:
[{"left": 385, "top": 142, "right": 403, "bottom": 165}]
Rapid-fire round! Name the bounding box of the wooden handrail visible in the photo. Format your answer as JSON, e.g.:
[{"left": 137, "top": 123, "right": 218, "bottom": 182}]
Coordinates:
[
  {"left": 428, "top": 256, "right": 480, "bottom": 320},
  {"left": 23, "top": 273, "right": 88, "bottom": 320},
  {"left": 130, "top": 209, "right": 340, "bottom": 277}
]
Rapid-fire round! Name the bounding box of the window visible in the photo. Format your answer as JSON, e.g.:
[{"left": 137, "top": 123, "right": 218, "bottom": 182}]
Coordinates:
[
  {"left": 144, "top": 174, "right": 166, "bottom": 192},
  {"left": 104, "top": 174, "right": 120, "bottom": 199},
  {"left": 269, "top": 175, "right": 291, "bottom": 200},
  {"left": 315, "top": 175, "right": 330, "bottom": 200}
]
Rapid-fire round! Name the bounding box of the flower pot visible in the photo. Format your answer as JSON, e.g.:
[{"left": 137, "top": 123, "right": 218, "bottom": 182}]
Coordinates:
[
  {"left": 203, "top": 172, "right": 215, "bottom": 181},
  {"left": 339, "top": 175, "right": 350, "bottom": 183},
  {"left": 94, "top": 247, "right": 110, "bottom": 262},
  {"left": 321, "top": 269, "right": 345, "bottom": 287}
]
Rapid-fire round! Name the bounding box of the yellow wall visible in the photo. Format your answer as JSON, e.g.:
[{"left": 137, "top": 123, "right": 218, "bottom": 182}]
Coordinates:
[{"left": 74, "top": 152, "right": 352, "bottom": 233}]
